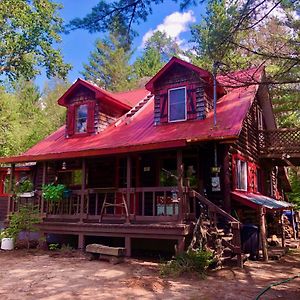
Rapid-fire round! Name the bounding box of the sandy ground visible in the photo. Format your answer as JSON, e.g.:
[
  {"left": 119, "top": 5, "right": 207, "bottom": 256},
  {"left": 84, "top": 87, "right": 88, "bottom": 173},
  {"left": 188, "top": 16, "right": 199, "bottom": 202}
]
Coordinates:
[{"left": 0, "top": 249, "right": 299, "bottom": 300}]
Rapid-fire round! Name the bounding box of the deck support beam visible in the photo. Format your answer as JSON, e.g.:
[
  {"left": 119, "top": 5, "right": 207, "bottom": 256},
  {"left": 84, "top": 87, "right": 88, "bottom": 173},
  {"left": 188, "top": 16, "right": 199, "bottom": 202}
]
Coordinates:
[
  {"left": 259, "top": 206, "right": 268, "bottom": 261},
  {"left": 78, "top": 233, "right": 84, "bottom": 250},
  {"left": 125, "top": 236, "right": 131, "bottom": 257}
]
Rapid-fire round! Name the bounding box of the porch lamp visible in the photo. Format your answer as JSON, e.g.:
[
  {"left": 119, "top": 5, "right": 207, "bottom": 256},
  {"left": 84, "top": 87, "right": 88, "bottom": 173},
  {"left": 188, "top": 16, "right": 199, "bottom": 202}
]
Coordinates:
[{"left": 62, "top": 161, "right": 67, "bottom": 170}]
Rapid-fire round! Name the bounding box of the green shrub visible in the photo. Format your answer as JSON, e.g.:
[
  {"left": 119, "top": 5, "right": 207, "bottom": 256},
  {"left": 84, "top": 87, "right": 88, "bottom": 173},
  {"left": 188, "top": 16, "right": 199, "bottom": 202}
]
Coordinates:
[
  {"left": 160, "top": 249, "right": 214, "bottom": 277},
  {"left": 42, "top": 183, "right": 65, "bottom": 202}
]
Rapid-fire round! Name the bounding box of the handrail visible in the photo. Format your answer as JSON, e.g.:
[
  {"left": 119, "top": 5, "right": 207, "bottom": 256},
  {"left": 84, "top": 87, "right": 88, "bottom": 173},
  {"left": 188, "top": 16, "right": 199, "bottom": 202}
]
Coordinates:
[{"left": 190, "top": 189, "right": 240, "bottom": 223}]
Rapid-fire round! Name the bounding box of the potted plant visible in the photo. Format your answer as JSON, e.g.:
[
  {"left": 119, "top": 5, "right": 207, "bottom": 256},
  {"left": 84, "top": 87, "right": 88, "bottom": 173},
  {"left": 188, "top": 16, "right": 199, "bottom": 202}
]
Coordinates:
[
  {"left": 0, "top": 204, "right": 41, "bottom": 250},
  {"left": 16, "top": 179, "right": 34, "bottom": 198},
  {"left": 0, "top": 222, "right": 20, "bottom": 250}
]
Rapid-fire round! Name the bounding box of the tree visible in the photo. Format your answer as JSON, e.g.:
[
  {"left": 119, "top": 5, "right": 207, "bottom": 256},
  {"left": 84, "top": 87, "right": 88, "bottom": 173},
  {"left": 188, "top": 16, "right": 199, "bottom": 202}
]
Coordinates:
[
  {"left": 0, "top": 87, "right": 21, "bottom": 156},
  {"left": 134, "top": 31, "right": 182, "bottom": 78},
  {"left": 0, "top": 0, "right": 71, "bottom": 81},
  {"left": 67, "top": 0, "right": 201, "bottom": 38},
  {"left": 81, "top": 31, "right": 135, "bottom": 92}
]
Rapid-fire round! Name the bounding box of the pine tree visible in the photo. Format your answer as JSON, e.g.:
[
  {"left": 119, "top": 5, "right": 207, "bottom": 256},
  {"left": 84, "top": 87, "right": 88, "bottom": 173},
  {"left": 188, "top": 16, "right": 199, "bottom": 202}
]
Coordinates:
[{"left": 81, "top": 31, "right": 135, "bottom": 92}]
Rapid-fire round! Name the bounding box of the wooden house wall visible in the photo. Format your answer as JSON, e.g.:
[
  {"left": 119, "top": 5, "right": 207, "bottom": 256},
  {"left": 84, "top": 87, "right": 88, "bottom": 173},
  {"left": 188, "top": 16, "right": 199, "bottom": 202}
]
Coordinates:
[{"left": 153, "top": 64, "right": 213, "bottom": 124}]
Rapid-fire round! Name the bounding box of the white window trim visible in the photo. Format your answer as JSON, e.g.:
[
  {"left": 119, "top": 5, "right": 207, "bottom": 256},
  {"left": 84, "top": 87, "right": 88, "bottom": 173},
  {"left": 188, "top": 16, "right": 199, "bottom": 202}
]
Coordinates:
[
  {"left": 257, "top": 107, "right": 263, "bottom": 130},
  {"left": 236, "top": 159, "right": 248, "bottom": 191},
  {"left": 168, "top": 86, "right": 187, "bottom": 123}
]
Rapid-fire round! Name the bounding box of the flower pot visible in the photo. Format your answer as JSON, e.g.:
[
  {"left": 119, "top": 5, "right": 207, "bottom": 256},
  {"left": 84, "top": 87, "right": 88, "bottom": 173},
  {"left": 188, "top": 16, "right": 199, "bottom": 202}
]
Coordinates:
[
  {"left": 1, "top": 238, "right": 14, "bottom": 250},
  {"left": 18, "top": 191, "right": 35, "bottom": 198}
]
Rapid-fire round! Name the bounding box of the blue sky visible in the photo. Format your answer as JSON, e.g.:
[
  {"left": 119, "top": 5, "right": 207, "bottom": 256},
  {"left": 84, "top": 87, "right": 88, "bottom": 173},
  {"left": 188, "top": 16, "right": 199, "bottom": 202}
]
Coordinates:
[{"left": 36, "top": 0, "right": 206, "bottom": 89}]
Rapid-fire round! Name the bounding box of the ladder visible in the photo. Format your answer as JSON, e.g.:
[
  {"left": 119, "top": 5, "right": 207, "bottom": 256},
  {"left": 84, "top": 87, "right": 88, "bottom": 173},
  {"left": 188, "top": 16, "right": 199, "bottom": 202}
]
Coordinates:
[{"left": 99, "top": 193, "right": 130, "bottom": 223}]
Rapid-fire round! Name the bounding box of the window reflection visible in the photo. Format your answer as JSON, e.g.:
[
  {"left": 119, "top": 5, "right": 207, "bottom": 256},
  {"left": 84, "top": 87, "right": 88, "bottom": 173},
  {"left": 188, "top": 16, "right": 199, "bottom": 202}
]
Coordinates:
[{"left": 76, "top": 104, "right": 88, "bottom": 133}]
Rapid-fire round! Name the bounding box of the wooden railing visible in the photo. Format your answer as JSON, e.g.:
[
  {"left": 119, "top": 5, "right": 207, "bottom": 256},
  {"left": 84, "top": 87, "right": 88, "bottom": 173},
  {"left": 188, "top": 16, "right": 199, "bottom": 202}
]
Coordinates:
[
  {"left": 258, "top": 128, "right": 300, "bottom": 156},
  {"left": 8, "top": 187, "right": 181, "bottom": 223}
]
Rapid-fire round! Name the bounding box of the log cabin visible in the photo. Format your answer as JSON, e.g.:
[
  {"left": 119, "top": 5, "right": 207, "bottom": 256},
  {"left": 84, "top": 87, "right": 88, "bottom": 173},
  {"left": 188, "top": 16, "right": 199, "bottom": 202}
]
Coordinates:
[{"left": 0, "top": 57, "right": 299, "bottom": 265}]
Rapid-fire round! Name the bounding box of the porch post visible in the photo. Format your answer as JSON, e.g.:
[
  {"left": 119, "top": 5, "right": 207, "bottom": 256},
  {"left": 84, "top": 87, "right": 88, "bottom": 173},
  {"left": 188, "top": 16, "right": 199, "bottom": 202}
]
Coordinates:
[
  {"left": 177, "top": 149, "right": 184, "bottom": 223},
  {"left": 223, "top": 145, "right": 231, "bottom": 213},
  {"left": 7, "top": 163, "right": 15, "bottom": 217},
  {"left": 126, "top": 155, "right": 131, "bottom": 214},
  {"left": 259, "top": 206, "right": 268, "bottom": 261},
  {"left": 41, "top": 161, "right": 47, "bottom": 214},
  {"left": 79, "top": 159, "right": 86, "bottom": 223},
  {"left": 281, "top": 212, "right": 285, "bottom": 248}
]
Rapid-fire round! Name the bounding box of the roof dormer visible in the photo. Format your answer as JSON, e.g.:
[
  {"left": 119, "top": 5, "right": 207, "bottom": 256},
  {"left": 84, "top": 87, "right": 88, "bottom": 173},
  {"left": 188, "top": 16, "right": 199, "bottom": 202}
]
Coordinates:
[
  {"left": 145, "top": 57, "right": 225, "bottom": 125},
  {"left": 57, "top": 79, "right": 131, "bottom": 138}
]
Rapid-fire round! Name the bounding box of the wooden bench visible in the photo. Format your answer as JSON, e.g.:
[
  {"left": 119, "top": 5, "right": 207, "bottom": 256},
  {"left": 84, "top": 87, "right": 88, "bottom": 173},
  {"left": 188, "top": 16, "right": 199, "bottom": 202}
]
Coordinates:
[{"left": 86, "top": 244, "right": 126, "bottom": 264}]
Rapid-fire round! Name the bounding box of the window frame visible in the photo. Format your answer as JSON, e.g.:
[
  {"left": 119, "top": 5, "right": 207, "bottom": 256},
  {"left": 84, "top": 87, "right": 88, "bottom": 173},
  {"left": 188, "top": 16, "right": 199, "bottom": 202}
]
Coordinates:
[
  {"left": 168, "top": 86, "right": 187, "bottom": 123},
  {"left": 75, "top": 104, "right": 88, "bottom": 134},
  {"left": 257, "top": 107, "right": 264, "bottom": 130},
  {"left": 236, "top": 159, "right": 248, "bottom": 191}
]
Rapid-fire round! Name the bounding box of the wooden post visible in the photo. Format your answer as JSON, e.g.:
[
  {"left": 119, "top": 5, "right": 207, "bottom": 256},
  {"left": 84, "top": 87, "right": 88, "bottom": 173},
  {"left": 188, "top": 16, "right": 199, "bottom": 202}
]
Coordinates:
[
  {"left": 126, "top": 155, "right": 131, "bottom": 214},
  {"left": 7, "top": 163, "right": 15, "bottom": 216},
  {"left": 41, "top": 162, "right": 47, "bottom": 214},
  {"left": 79, "top": 159, "right": 86, "bottom": 223},
  {"left": 177, "top": 150, "right": 184, "bottom": 223},
  {"left": 290, "top": 209, "right": 297, "bottom": 240},
  {"left": 281, "top": 212, "right": 285, "bottom": 248},
  {"left": 223, "top": 145, "right": 231, "bottom": 213},
  {"left": 125, "top": 236, "right": 131, "bottom": 257},
  {"left": 259, "top": 206, "right": 268, "bottom": 261},
  {"left": 78, "top": 233, "right": 84, "bottom": 250},
  {"left": 177, "top": 237, "right": 185, "bottom": 254}
]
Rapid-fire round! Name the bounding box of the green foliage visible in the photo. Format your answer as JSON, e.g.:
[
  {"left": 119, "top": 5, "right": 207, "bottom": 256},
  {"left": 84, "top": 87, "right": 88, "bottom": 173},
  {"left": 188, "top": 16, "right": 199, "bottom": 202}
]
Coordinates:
[
  {"left": 288, "top": 170, "right": 300, "bottom": 210},
  {"left": 49, "top": 243, "right": 60, "bottom": 251},
  {"left": 42, "top": 183, "right": 66, "bottom": 202},
  {"left": 16, "top": 179, "right": 33, "bottom": 194},
  {"left": 81, "top": 29, "right": 135, "bottom": 92},
  {"left": 0, "top": 0, "right": 71, "bottom": 81},
  {"left": 160, "top": 249, "right": 213, "bottom": 277},
  {"left": 134, "top": 31, "right": 182, "bottom": 79},
  {"left": 1, "top": 204, "right": 41, "bottom": 250}
]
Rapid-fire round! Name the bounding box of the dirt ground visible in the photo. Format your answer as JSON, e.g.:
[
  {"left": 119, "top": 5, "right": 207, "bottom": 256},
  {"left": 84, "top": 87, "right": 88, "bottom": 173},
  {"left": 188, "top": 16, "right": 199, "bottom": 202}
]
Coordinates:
[{"left": 0, "top": 249, "right": 299, "bottom": 300}]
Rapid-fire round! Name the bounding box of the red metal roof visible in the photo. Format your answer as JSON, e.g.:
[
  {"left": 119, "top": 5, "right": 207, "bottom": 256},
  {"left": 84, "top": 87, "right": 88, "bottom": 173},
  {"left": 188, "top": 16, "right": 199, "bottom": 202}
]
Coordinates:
[
  {"left": 0, "top": 67, "right": 264, "bottom": 163},
  {"left": 114, "top": 89, "right": 150, "bottom": 107}
]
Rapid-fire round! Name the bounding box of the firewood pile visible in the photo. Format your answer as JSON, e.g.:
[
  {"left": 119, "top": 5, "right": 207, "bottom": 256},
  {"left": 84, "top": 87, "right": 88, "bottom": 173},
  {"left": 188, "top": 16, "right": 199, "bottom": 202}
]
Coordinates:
[{"left": 282, "top": 215, "right": 294, "bottom": 239}]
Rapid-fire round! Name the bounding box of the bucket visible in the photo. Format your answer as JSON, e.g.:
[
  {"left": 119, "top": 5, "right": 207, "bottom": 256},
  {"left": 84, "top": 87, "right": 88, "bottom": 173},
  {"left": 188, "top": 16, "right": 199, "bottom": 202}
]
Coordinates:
[{"left": 1, "top": 238, "right": 14, "bottom": 250}]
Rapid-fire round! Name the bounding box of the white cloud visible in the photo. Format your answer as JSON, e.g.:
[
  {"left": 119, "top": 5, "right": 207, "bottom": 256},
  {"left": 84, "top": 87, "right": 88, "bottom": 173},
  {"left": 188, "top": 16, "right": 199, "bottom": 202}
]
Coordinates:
[{"left": 141, "top": 10, "right": 196, "bottom": 48}]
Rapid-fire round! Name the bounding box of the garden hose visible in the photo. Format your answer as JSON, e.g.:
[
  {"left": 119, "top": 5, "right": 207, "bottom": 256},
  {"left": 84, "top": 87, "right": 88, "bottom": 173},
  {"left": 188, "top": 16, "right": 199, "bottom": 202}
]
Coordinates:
[{"left": 254, "top": 273, "right": 300, "bottom": 299}]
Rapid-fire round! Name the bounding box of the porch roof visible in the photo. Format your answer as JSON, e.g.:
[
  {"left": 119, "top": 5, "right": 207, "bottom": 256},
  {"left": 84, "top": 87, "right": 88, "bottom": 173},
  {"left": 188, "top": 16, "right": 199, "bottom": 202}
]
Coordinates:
[
  {"left": 231, "top": 191, "right": 293, "bottom": 210},
  {"left": 0, "top": 68, "right": 262, "bottom": 164}
]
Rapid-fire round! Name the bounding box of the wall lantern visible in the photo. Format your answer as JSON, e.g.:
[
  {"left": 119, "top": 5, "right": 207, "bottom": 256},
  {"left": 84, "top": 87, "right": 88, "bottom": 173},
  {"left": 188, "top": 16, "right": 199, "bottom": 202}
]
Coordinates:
[{"left": 62, "top": 161, "right": 67, "bottom": 170}]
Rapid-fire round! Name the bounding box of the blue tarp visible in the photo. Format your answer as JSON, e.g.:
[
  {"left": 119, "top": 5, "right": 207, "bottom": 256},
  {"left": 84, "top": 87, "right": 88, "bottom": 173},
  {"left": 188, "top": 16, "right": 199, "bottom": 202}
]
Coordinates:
[{"left": 231, "top": 191, "right": 293, "bottom": 210}]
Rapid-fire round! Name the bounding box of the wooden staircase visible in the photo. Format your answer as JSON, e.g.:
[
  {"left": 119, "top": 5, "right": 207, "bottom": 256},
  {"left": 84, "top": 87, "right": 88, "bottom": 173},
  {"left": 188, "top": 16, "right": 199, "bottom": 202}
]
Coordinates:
[{"left": 189, "top": 190, "right": 243, "bottom": 267}]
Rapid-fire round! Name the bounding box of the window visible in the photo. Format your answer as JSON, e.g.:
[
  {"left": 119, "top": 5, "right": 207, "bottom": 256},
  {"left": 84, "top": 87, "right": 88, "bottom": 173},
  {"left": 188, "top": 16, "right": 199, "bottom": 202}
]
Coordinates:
[
  {"left": 76, "top": 104, "right": 88, "bottom": 133},
  {"left": 257, "top": 107, "right": 263, "bottom": 130},
  {"left": 236, "top": 160, "right": 247, "bottom": 191},
  {"left": 58, "top": 169, "right": 82, "bottom": 188},
  {"left": 168, "top": 87, "right": 187, "bottom": 122}
]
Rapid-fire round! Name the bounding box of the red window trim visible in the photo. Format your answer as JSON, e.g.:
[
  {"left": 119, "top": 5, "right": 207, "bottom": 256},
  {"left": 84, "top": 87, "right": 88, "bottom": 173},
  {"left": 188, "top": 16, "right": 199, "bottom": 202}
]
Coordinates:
[{"left": 67, "top": 100, "right": 96, "bottom": 137}]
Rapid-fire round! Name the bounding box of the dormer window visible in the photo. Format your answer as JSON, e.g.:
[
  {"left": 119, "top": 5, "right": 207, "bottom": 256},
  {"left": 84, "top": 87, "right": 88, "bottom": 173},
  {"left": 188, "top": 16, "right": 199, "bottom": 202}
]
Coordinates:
[
  {"left": 168, "top": 87, "right": 187, "bottom": 122},
  {"left": 76, "top": 104, "right": 88, "bottom": 133}
]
